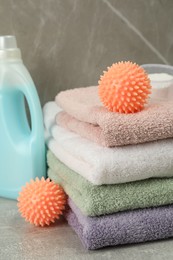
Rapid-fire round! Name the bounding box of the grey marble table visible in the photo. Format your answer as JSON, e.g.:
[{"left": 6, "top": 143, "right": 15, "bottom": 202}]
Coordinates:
[{"left": 0, "top": 198, "right": 173, "bottom": 260}]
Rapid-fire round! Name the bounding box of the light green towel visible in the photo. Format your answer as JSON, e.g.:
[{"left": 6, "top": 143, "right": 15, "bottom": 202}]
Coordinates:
[{"left": 47, "top": 150, "right": 173, "bottom": 217}]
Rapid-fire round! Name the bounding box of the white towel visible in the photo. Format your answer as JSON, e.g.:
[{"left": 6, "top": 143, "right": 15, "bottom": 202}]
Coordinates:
[{"left": 43, "top": 102, "right": 173, "bottom": 185}]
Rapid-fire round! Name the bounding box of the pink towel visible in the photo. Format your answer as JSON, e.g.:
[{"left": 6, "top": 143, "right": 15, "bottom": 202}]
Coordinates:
[{"left": 55, "top": 86, "right": 173, "bottom": 147}]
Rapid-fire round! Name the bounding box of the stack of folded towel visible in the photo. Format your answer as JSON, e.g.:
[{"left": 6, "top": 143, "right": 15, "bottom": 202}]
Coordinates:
[{"left": 44, "top": 86, "right": 173, "bottom": 250}]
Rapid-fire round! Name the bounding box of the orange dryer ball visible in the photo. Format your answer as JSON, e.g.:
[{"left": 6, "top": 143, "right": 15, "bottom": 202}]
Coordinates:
[
  {"left": 98, "top": 61, "right": 151, "bottom": 113},
  {"left": 18, "top": 177, "right": 66, "bottom": 227}
]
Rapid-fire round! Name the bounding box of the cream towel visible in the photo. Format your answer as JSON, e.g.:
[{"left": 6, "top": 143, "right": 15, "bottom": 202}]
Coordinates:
[{"left": 43, "top": 102, "right": 173, "bottom": 185}]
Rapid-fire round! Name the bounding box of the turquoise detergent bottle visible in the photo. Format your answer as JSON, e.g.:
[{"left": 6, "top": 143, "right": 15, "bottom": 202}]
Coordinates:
[{"left": 0, "top": 36, "right": 46, "bottom": 199}]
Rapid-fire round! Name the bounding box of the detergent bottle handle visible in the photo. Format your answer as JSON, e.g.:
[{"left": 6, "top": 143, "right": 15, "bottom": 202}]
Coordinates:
[{"left": 17, "top": 80, "right": 43, "bottom": 141}]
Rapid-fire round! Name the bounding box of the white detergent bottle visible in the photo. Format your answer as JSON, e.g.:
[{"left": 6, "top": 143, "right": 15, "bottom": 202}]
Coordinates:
[{"left": 0, "top": 35, "right": 46, "bottom": 199}]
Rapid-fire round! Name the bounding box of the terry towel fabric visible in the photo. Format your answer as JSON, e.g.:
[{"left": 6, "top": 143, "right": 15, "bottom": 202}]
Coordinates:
[
  {"left": 44, "top": 102, "right": 173, "bottom": 185},
  {"left": 66, "top": 198, "right": 173, "bottom": 250},
  {"left": 55, "top": 86, "right": 173, "bottom": 147},
  {"left": 47, "top": 151, "right": 173, "bottom": 217}
]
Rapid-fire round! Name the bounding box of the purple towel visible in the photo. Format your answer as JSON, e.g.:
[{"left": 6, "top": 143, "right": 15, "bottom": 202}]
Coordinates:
[{"left": 66, "top": 199, "right": 173, "bottom": 250}]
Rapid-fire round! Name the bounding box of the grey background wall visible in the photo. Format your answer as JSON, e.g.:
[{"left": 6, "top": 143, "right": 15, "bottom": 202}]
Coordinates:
[{"left": 0, "top": 0, "right": 172, "bottom": 105}]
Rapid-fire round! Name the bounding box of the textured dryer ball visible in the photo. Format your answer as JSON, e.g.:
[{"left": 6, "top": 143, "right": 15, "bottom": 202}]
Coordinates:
[
  {"left": 17, "top": 177, "right": 66, "bottom": 227},
  {"left": 98, "top": 61, "right": 151, "bottom": 113}
]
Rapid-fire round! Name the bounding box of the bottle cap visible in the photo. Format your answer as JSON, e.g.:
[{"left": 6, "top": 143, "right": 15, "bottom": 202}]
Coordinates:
[
  {"left": 0, "top": 35, "right": 21, "bottom": 60},
  {"left": 0, "top": 35, "right": 17, "bottom": 49}
]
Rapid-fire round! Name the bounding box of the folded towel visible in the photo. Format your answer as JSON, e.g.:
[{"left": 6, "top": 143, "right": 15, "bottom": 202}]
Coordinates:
[
  {"left": 66, "top": 198, "right": 173, "bottom": 250},
  {"left": 44, "top": 102, "right": 173, "bottom": 185},
  {"left": 55, "top": 86, "right": 173, "bottom": 147},
  {"left": 47, "top": 151, "right": 173, "bottom": 217}
]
